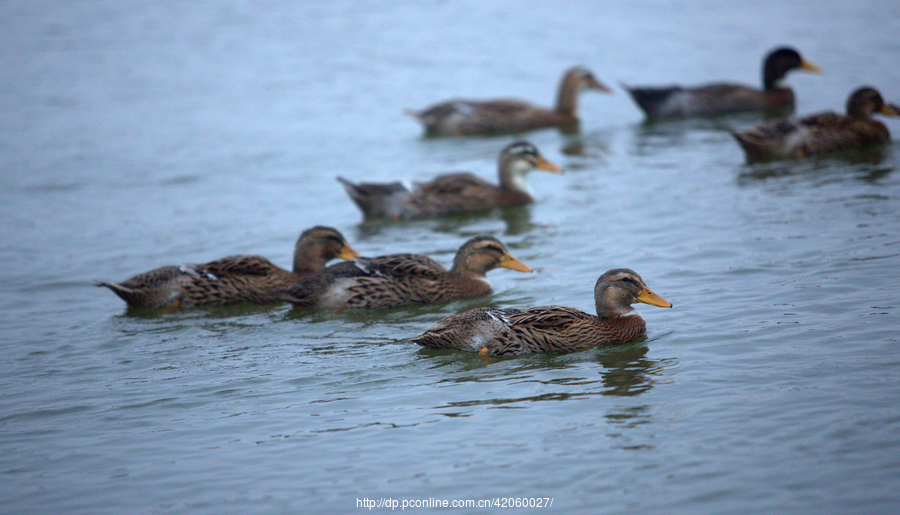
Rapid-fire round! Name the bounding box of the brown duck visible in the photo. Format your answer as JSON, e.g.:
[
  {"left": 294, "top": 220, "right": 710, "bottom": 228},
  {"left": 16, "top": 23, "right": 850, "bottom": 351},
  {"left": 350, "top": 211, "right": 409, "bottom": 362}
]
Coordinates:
[
  {"left": 410, "top": 268, "right": 672, "bottom": 357},
  {"left": 405, "top": 67, "right": 611, "bottom": 136},
  {"left": 337, "top": 141, "right": 561, "bottom": 220},
  {"left": 625, "top": 47, "right": 821, "bottom": 119},
  {"left": 98, "top": 226, "right": 359, "bottom": 308},
  {"left": 731, "top": 86, "right": 899, "bottom": 161},
  {"left": 277, "top": 236, "right": 531, "bottom": 310}
]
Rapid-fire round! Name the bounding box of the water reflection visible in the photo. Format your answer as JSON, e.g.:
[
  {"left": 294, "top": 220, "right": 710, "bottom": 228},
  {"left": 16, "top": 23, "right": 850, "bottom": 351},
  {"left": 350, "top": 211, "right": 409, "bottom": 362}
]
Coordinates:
[
  {"left": 605, "top": 405, "right": 655, "bottom": 450},
  {"left": 594, "top": 342, "right": 657, "bottom": 397},
  {"left": 347, "top": 205, "right": 539, "bottom": 239},
  {"left": 425, "top": 341, "right": 674, "bottom": 418},
  {"left": 735, "top": 148, "right": 895, "bottom": 186},
  {"left": 118, "top": 302, "right": 283, "bottom": 320},
  {"left": 559, "top": 130, "right": 612, "bottom": 160},
  {"left": 498, "top": 206, "right": 536, "bottom": 235},
  {"left": 738, "top": 143, "right": 890, "bottom": 166},
  {"left": 628, "top": 112, "right": 786, "bottom": 159}
]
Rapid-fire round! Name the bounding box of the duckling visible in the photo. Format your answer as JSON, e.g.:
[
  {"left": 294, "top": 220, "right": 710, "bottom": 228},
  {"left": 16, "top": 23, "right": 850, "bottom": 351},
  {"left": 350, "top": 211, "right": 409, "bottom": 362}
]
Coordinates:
[
  {"left": 625, "top": 47, "right": 821, "bottom": 119},
  {"left": 406, "top": 67, "right": 611, "bottom": 136},
  {"left": 98, "top": 226, "right": 359, "bottom": 308},
  {"left": 410, "top": 268, "right": 672, "bottom": 357},
  {"left": 731, "top": 87, "right": 899, "bottom": 161},
  {"left": 277, "top": 236, "right": 531, "bottom": 310},
  {"left": 338, "top": 141, "right": 561, "bottom": 220}
]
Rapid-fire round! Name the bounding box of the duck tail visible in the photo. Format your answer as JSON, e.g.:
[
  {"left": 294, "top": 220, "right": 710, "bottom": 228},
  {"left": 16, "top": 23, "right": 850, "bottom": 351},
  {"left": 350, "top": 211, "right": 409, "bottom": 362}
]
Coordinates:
[
  {"left": 624, "top": 85, "right": 681, "bottom": 118},
  {"left": 273, "top": 285, "right": 315, "bottom": 307},
  {"left": 336, "top": 176, "right": 369, "bottom": 213},
  {"left": 403, "top": 108, "right": 423, "bottom": 120},
  {"left": 96, "top": 281, "right": 137, "bottom": 304},
  {"left": 728, "top": 128, "right": 773, "bottom": 162},
  {"left": 336, "top": 176, "right": 410, "bottom": 218}
]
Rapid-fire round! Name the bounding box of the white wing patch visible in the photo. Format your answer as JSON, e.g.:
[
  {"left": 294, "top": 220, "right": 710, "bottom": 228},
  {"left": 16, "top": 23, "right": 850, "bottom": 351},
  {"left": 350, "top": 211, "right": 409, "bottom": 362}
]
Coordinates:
[
  {"left": 180, "top": 264, "right": 218, "bottom": 281},
  {"left": 451, "top": 102, "right": 476, "bottom": 118},
  {"left": 318, "top": 277, "right": 357, "bottom": 308},
  {"left": 487, "top": 309, "right": 511, "bottom": 324}
]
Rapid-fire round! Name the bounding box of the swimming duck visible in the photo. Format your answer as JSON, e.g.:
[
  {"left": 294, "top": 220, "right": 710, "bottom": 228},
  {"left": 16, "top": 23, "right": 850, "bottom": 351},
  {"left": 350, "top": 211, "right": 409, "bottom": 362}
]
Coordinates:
[
  {"left": 409, "top": 268, "right": 672, "bottom": 357},
  {"left": 98, "top": 226, "right": 359, "bottom": 308},
  {"left": 277, "top": 236, "right": 531, "bottom": 310},
  {"left": 338, "top": 141, "right": 562, "bottom": 220},
  {"left": 624, "top": 47, "right": 821, "bottom": 119},
  {"left": 406, "top": 67, "right": 611, "bottom": 136},
  {"left": 731, "top": 87, "right": 899, "bottom": 161}
]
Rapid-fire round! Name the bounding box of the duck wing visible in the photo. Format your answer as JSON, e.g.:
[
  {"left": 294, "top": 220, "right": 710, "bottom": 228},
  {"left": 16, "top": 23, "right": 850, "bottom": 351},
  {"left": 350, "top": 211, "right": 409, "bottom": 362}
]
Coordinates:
[
  {"left": 799, "top": 112, "right": 890, "bottom": 151},
  {"left": 406, "top": 173, "right": 501, "bottom": 215},
  {"left": 190, "top": 255, "right": 284, "bottom": 278},
  {"left": 277, "top": 254, "right": 448, "bottom": 308},
  {"left": 409, "top": 99, "right": 551, "bottom": 135}
]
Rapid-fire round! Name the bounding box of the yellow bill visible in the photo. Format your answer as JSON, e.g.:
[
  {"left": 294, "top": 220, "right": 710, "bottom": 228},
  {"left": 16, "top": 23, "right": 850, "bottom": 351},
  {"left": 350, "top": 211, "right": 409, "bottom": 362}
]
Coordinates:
[
  {"left": 636, "top": 287, "right": 672, "bottom": 308},
  {"left": 880, "top": 103, "right": 900, "bottom": 117},
  {"left": 535, "top": 155, "right": 563, "bottom": 174},
  {"left": 339, "top": 245, "right": 362, "bottom": 260},
  {"left": 499, "top": 253, "right": 532, "bottom": 273},
  {"left": 799, "top": 59, "right": 822, "bottom": 73}
]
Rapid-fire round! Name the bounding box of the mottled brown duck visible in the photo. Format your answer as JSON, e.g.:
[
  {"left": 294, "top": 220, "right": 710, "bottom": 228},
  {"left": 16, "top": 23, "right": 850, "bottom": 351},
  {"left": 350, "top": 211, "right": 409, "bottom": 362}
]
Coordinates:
[
  {"left": 338, "top": 140, "right": 561, "bottom": 220},
  {"left": 405, "top": 67, "right": 611, "bottom": 136},
  {"left": 731, "top": 86, "right": 899, "bottom": 161},
  {"left": 98, "top": 226, "right": 359, "bottom": 308},
  {"left": 624, "top": 47, "right": 821, "bottom": 119},
  {"left": 410, "top": 268, "right": 672, "bottom": 357},
  {"left": 277, "top": 236, "right": 531, "bottom": 310}
]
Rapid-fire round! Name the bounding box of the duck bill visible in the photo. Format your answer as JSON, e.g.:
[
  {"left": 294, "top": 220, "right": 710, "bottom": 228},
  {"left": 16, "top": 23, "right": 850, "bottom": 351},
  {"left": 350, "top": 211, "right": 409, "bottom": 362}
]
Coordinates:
[
  {"left": 499, "top": 254, "right": 532, "bottom": 273},
  {"left": 338, "top": 245, "right": 362, "bottom": 260},
  {"left": 535, "top": 156, "right": 563, "bottom": 173},
  {"left": 588, "top": 77, "right": 613, "bottom": 94},
  {"left": 636, "top": 287, "right": 672, "bottom": 308},
  {"left": 799, "top": 59, "right": 822, "bottom": 73},
  {"left": 880, "top": 103, "right": 900, "bottom": 117}
]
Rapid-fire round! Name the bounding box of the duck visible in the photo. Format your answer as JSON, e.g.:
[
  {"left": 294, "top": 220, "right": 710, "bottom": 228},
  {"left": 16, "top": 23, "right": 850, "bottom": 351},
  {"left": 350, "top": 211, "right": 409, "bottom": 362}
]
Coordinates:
[
  {"left": 730, "top": 87, "right": 899, "bottom": 161},
  {"left": 337, "top": 140, "right": 562, "bottom": 220},
  {"left": 624, "top": 47, "right": 821, "bottom": 119},
  {"left": 277, "top": 235, "right": 531, "bottom": 310},
  {"left": 97, "top": 226, "right": 359, "bottom": 308},
  {"left": 409, "top": 268, "right": 672, "bottom": 357},
  {"left": 405, "top": 67, "right": 611, "bottom": 136}
]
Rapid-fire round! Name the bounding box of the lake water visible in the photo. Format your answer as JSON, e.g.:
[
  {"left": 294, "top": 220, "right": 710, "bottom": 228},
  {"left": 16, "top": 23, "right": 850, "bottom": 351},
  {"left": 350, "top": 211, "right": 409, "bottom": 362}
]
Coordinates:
[{"left": 2, "top": 1, "right": 900, "bottom": 513}]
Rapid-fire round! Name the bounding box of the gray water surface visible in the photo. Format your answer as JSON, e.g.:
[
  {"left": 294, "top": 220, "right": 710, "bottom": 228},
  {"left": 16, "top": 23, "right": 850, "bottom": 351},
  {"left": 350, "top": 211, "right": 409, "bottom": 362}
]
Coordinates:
[{"left": 2, "top": 1, "right": 900, "bottom": 514}]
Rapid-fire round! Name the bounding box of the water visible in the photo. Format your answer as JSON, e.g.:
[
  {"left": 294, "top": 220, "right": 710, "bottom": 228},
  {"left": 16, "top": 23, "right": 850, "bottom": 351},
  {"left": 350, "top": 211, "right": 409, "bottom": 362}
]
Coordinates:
[{"left": 2, "top": 1, "right": 900, "bottom": 513}]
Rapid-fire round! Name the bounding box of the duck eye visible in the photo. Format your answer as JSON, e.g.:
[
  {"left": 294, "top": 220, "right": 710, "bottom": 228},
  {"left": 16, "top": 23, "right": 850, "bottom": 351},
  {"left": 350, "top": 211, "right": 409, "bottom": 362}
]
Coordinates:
[{"left": 483, "top": 244, "right": 504, "bottom": 256}]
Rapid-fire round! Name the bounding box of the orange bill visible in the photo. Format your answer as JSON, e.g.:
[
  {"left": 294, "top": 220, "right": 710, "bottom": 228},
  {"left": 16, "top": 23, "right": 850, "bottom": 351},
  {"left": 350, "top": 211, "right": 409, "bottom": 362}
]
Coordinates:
[
  {"left": 636, "top": 287, "right": 672, "bottom": 308},
  {"left": 799, "top": 59, "right": 822, "bottom": 73},
  {"left": 535, "top": 155, "right": 563, "bottom": 173},
  {"left": 339, "top": 244, "right": 362, "bottom": 260},
  {"left": 499, "top": 253, "right": 532, "bottom": 273}
]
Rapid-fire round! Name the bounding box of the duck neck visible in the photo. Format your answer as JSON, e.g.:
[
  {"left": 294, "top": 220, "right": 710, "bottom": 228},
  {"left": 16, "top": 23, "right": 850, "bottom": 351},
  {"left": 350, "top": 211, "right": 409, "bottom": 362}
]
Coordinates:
[
  {"left": 597, "top": 303, "right": 636, "bottom": 320},
  {"left": 847, "top": 103, "right": 874, "bottom": 120},
  {"left": 596, "top": 312, "right": 647, "bottom": 344},
  {"left": 554, "top": 73, "right": 580, "bottom": 116},
  {"left": 447, "top": 265, "right": 491, "bottom": 295},
  {"left": 292, "top": 247, "right": 322, "bottom": 275},
  {"left": 498, "top": 160, "right": 534, "bottom": 203},
  {"left": 762, "top": 65, "right": 788, "bottom": 92}
]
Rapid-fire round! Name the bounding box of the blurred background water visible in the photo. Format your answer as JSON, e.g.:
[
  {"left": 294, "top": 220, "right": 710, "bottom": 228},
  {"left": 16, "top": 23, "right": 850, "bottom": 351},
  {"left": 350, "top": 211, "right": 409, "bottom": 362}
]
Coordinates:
[{"left": 2, "top": 1, "right": 900, "bottom": 513}]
